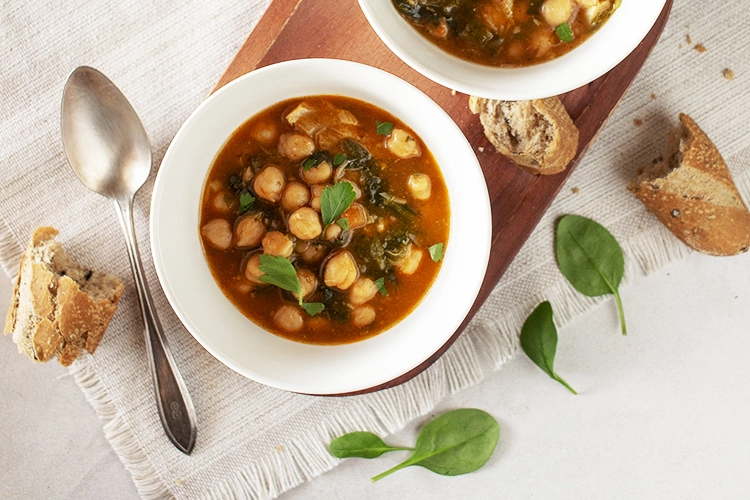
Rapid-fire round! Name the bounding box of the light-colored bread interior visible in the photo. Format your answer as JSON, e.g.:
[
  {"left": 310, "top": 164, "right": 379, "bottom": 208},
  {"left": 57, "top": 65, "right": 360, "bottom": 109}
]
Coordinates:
[
  {"left": 469, "top": 95, "right": 578, "bottom": 175},
  {"left": 4, "top": 227, "right": 124, "bottom": 365}
]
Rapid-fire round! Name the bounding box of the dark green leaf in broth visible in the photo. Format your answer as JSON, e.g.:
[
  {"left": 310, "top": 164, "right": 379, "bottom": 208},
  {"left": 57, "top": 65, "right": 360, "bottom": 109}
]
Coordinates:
[
  {"left": 428, "top": 242, "right": 444, "bottom": 262},
  {"left": 321, "top": 182, "right": 356, "bottom": 227},
  {"left": 329, "top": 432, "right": 411, "bottom": 459},
  {"left": 376, "top": 121, "right": 394, "bottom": 136},
  {"left": 555, "top": 214, "right": 627, "bottom": 335},
  {"left": 258, "top": 255, "right": 302, "bottom": 296},
  {"left": 371, "top": 409, "right": 499, "bottom": 481},
  {"left": 301, "top": 302, "right": 325, "bottom": 317},
  {"left": 333, "top": 153, "right": 347, "bottom": 166},
  {"left": 336, "top": 217, "right": 350, "bottom": 231},
  {"left": 520, "top": 301, "right": 577, "bottom": 395},
  {"left": 556, "top": 22, "right": 574, "bottom": 42},
  {"left": 374, "top": 277, "right": 387, "bottom": 296}
]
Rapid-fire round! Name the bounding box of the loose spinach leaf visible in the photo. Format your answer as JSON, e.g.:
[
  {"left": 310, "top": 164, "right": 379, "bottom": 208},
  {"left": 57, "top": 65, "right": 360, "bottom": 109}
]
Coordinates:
[
  {"left": 556, "top": 22, "right": 573, "bottom": 42},
  {"left": 371, "top": 409, "right": 499, "bottom": 482},
  {"left": 520, "top": 301, "right": 577, "bottom": 395},
  {"left": 374, "top": 277, "right": 387, "bottom": 296},
  {"left": 321, "top": 182, "right": 356, "bottom": 228},
  {"left": 329, "top": 432, "right": 411, "bottom": 459},
  {"left": 258, "top": 255, "right": 324, "bottom": 315},
  {"left": 555, "top": 214, "right": 627, "bottom": 335},
  {"left": 301, "top": 302, "right": 325, "bottom": 317},
  {"left": 376, "top": 120, "right": 394, "bottom": 136},
  {"left": 428, "top": 242, "right": 444, "bottom": 262},
  {"left": 238, "top": 192, "right": 255, "bottom": 214}
]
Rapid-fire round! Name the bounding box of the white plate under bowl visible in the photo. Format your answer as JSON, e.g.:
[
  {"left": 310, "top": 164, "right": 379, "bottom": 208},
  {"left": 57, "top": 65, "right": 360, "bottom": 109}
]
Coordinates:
[
  {"left": 150, "top": 58, "right": 491, "bottom": 395},
  {"left": 358, "top": 0, "right": 667, "bottom": 100}
]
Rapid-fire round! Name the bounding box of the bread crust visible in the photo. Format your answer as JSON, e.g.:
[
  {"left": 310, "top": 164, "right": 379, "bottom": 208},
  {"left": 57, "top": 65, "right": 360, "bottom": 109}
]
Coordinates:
[
  {"left": 469, "top": 95, "right": 579, "bottom": 175},
  {"left": 629, "top": 114, "right": 750, "bottom": 256},
  {"left": 3, "top": 227, "right": 124, "bottom": 365}
]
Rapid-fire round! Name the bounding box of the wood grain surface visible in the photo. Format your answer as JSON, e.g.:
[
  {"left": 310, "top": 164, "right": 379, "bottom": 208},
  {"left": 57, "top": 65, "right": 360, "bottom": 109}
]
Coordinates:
[{"left": 215, "top": 0, "right": 674, "bottom": 394}]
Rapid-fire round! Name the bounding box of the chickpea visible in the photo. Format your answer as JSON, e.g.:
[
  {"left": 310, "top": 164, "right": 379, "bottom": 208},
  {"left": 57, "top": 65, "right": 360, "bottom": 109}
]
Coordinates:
[
  {"left": 541, "top": 0, "right": 573, "bottom": 27},
  {"left": 288, "top": 207, "right": 322, "bottom": 240},
  {"left": 273, "top": 304, "right": 304, "bottom": 333},
  {"left": 212, "top": 192, "right": 233, "bottom": 213},
  {"left": 309, "top": 184, "right": 328, "bottom": 211},
  {"left": 407, "top": 173, "right": 432, "bottom": 201},
  {"left": 351, "top": 306, "right": 376, "bottom": 328},
  {"left": 234, "top": 213, "right": 266, "bottom": 249},
  {"left": 242, "top": 166, "right": 254, "bottom": 183},
  {"left": 324, "top": 223, "right": 343, "bottom": 242},
  {"left": 386, "top": 128, "right": 421, "bottom": 159},
  {"left": 201, "top": 219, "right": 232, "bottom": 250},
  {"left": 278, "top": 133, "right": 315, "bottom": 161},
  {"left": 281, "top": 181, "right": 311, "bottom": 212},
  {"left": 262, "top": 231, "right": 293, "bottom": 257},
  {"left": 244, "top": 252, "right": 266, "bottom": 284},
  {"left": 349, "top": 277, "right": 378, "bottom": 306},
  {"left": 300, "top": 160, "right": 332, "bottom": 185},
  {"left": 250, "top": 121, "right": 280, "bottom": 146},
  {"left": 292, "top": 268, "right": 318, "bottom": 301},
  {"left": 323, "top": 251, "right": 359, "bottom": 290},
  {"left": 530, "top": 28, "right": 556, "bottom": 57},
  {"left": 395, "top": 245, "right": 423, "bottom": 276},
  {"left": 341, "top": 202, "right": 368, "bottom": 230},
  {"left": 253, "top": 165, "right": 285, "bottom": 203},
  {"left": 296, "top": 240, "right": 328, "bottom": 264}
]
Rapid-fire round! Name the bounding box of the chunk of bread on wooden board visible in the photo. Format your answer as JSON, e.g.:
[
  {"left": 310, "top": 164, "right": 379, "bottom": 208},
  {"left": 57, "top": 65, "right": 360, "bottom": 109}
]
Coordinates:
[
  {"left": 629, "top": 114, "right": 750, "bottom": 256},
  {"left": 468, "top": 95, "right": 579, "bottom": 175},
  {"left": 4, "top": 227, "right": 124, "bottom": 365}
]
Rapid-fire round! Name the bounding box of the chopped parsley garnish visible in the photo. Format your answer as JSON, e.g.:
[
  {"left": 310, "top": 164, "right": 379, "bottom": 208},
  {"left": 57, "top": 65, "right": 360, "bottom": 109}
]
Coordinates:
[
  {"left": 376, "top": 121, "right": 394, "bottom": 136},
  {"left": 238, "top": 192, "right": 256, "bottom": 213},
  {"left": 333, "top": 153, "right": 347, "bottom": 166},
  {"left": 428, "top": 242, "right": 444, "bottom": 263},
  {"left": 555, "top": 23, "right": 574, "bottom": 43},
  {"left": 374, "top": 277, "right": 388, "bottom": 296}
]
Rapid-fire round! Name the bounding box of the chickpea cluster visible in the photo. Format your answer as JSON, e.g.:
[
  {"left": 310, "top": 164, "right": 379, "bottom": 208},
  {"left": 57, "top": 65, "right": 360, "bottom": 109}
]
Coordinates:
[{"left": 201, "top": 113, "right": 433, "bottom": 335}]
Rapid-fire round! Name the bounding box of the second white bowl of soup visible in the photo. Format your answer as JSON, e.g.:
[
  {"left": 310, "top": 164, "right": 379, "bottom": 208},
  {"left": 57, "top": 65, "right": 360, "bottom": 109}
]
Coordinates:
[
  {"left": 151, "top": 59, "right": 491, "bottom": 395},
  {"left": 358, "top": 0, "right": 667, "bottom": 100}
]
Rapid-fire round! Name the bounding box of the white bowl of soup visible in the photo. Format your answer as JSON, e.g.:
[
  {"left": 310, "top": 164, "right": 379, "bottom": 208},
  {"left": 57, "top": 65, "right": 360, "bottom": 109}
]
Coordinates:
[
  {"left": 151, "top": 59, "right": 491, "bottom": 395},
  {"left": 358, "top": 0, "right": 667, "bottom": 100}
]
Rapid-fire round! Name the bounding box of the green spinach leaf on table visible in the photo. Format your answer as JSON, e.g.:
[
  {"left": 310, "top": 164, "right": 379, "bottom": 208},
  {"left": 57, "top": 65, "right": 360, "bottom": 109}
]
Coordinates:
[{"left": 556, "top": 214, "right": 627, "bottom": 335}]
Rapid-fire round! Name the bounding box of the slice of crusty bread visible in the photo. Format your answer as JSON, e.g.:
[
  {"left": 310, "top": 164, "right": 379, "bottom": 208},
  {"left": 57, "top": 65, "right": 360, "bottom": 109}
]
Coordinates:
[
  {"left": 468, "top": 95, "right": 579, "bottom": 175},
  {"left": 629, "top": 114, "right": 750, "bottom": 256},
  {"left": 4, "top": 227, "right": 124, "bottom": 365}
]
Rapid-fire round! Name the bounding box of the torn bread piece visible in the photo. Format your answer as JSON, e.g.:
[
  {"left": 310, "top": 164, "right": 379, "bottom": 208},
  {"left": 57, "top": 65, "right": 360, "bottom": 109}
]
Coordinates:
[
  {"left": 629, "top": 114, "right": 750, "bottom": 256},
  {"left": 4, "top": 227, "right": 124, "bottom": 365},
  {"left": 469, "top": 95, "right": 579, "bottom": 175}
]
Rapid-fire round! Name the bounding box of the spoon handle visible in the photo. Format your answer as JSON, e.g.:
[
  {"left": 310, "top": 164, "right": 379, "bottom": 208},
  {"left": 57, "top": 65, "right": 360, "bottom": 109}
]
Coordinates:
[{"left": 114, "top": 198, "right": 197, "bottom": 455}]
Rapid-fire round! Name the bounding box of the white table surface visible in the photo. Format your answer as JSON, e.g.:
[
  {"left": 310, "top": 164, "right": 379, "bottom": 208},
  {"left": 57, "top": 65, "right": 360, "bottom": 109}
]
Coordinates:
[{"left": 2, "top": 249, "right": 749, "bottom": 499}]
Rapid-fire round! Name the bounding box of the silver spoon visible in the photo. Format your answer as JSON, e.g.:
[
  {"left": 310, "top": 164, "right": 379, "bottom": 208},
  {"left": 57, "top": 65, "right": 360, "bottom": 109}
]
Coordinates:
[{"left": 61, "top": 66, "right": 197, "bottom": 454}]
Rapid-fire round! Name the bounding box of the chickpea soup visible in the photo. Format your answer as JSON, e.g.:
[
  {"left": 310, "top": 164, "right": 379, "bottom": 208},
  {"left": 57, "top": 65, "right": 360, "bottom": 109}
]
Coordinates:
[
  {"left": 199, "top": 95, "right": 449, "bottom": 345},
  {"left": 393, "top": 0, "right": 618, "bottom": 67}
]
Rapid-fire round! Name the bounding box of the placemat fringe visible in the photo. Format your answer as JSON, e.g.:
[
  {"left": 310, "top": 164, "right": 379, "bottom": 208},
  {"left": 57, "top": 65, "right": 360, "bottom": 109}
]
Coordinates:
[
  {"left": 198, "top": 335, "right": 483, "bottom": 500},
  {"left": 70, "top": 358, "right": 171, "bottom": 500}
]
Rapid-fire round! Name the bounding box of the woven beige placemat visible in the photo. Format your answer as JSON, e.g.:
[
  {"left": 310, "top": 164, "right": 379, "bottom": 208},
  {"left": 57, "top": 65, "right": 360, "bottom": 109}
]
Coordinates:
[{"left": 2, "top": 1, "right": 748, "bottom": 499}]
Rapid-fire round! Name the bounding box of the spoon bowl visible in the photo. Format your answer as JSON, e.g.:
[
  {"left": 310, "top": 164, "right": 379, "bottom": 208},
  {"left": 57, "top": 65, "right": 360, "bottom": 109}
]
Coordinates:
[{"left": 61, "top": 66, "right": 197, "bottom": 454}]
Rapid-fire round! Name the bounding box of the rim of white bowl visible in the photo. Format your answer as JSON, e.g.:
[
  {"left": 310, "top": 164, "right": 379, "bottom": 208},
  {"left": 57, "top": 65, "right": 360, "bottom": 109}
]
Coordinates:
[
  {"left": 358, "top": 0, "right": 667, "bottom": 100},
  {"left": 150, "top": 58, "right": 491, "bottom": 395}
]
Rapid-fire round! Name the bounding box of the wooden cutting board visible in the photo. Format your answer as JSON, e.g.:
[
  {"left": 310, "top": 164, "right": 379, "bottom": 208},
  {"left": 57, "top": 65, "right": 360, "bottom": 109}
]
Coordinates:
[{"left": 215, "top": 0, "right": 673, "bottom": 394}]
